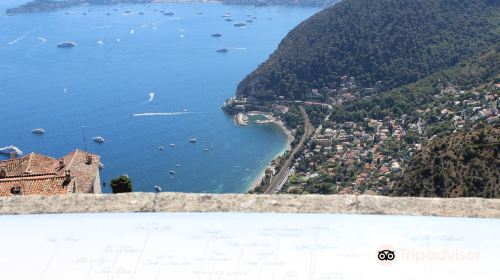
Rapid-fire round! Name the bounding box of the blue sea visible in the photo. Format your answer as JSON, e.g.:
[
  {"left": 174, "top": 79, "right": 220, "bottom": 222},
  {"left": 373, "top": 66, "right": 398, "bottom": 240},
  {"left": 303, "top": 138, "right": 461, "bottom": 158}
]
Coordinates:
[{"left": 0, "top": 0, "right": 318, "bottom": 193}]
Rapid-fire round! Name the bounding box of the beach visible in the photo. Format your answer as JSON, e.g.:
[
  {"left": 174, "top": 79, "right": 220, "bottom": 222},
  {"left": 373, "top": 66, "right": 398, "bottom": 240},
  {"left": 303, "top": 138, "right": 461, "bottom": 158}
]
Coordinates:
[{"left": 245, "top": 112, "right": 294, "bottom": 192}]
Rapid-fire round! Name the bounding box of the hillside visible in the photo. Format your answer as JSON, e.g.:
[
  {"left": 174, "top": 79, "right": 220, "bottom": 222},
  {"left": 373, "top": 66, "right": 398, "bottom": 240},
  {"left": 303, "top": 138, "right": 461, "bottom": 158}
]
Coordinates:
[
  {"left": 236, "top": 0, "right": 500, "bottom": 101},
  {"left": 392, "top": 126, "right": 500, "bottom": 198},
  {"left": 331, "top": 45, "right": 500, "bottom": 122}
]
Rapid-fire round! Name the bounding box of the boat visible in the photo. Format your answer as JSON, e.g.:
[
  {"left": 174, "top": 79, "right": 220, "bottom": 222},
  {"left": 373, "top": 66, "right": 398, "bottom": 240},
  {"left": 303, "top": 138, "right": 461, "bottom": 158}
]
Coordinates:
[
  {"left": 189, "top": 138, "right": 197, "bottom": 143},
  {"left": 225, "top": 18, "right": 233, "bottom": 22},
  {"left": 169, "top": 171, "right": 175, "bottom": 175},
  {"left": 234, "top": 23, "right": 247, "bottom": 27},
  {"left": 98, "top": 162, "right": 104, "bottom": 169},
  {"left": 246, "top": 19, "right": 253, "bottom": 23},
  {"left": 175, "top": 164, "right": 181, "bottom": 167},
  {"left": 0, "top": 145, "right": 23, "bottom": 156},
  {"left": 209, "top": 145, "right": 214, "bottom": 148},
  {"left": 197, "top": 11, "right": 203, "bottom": 15},
  {"left": 32, "top": 128, "right": 45, "bottom": 134},
  {"left": 106, "top": 13, "right": 111, "bottom": 16},
  {"left": 170, "top": 144, "right": 175, "bottom": 147},
  {"left": 211, "top": 33, "right": 222, "bottom": 37},
  {"left": 158, "top": 145, "right": 164, "bottom": 151},
  {"left": 139, "top": 12, "right": 144, "bottom": 15},
  {"left": 57, "top": 41, "right": 77, "bottom": 48},
  {"left": 164, "top": 12, "right": 174, "bottom": 16},
  {"left": 154, "top": 185, "right": 161, "bottom": 192},
  {"left": 204, "top": 148, "right": 209, "bottom": 151},
  {"left": 93, "top": 136, "right": 105, "bottom": 144},
  {"left": 216, "top": 48, "right": 229, "bottom": 53}
]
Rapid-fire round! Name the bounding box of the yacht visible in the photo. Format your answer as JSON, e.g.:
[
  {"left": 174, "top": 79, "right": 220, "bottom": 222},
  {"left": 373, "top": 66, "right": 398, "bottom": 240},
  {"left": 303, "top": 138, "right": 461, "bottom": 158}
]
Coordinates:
[
  {"left": 164, "top": 12, "right": 174, "bottom": 16},
  {"left": 0, "top": 145, "right": 22, "bottom": 156},
  {"left": 204, "top": 148, "right": 209, "bottom": 151},
  {"left": 234, "top": 23, "right": 247, "bottom": 27},
  {"left": 158, "top": 145, "right": 164, "bottom": 151},
  {"left": 189, "top": 138, "right": 197, "bottom": 143},
  {"left": 93, "top": 136, "right": 105, "bottom": 144},
  {"left": 216, "top": 48, "right": 229, "bottom": 53},
  {"left": 31, "top": 128, "right": 45, "bottom": 134},
  {"left": 154, "top": 185, "right": 162, "bottom": 192},
  {"left": 170, "top": 144, "right": 176, "bottom": 147},
  {"left": 211, "top": 33, "right": 222, "bottom": 37},
  {"left": 57, "top": 41, "right": 77, "bottom": 48},
  {"left": 169, "top": 171, "right": 175, "bottom": 175},
  {"left": 175, "top": 164, "right": 181, "bottom": 167}
]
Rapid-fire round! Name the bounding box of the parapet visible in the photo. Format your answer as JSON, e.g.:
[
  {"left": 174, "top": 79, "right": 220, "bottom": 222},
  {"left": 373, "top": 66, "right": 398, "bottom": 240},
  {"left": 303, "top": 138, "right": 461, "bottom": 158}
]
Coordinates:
[{"left": 1, "top": 193, "right": 500, "bottom": 218}]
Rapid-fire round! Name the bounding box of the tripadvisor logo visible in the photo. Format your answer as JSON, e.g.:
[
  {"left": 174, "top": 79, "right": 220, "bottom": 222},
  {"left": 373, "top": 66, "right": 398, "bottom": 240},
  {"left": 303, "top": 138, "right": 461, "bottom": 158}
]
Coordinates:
[{"left": 377, "top": 245, "right": 396, "bottom": 266}]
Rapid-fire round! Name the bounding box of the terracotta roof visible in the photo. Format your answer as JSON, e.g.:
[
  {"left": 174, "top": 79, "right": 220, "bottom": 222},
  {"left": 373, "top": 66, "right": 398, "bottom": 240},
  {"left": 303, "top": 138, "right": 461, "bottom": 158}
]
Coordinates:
[
  {"left": 0, "top": 175, "right": 69, "bottom": 196},
  {"left": 0, "top": 149, "right": 100, "bottom": 196}
]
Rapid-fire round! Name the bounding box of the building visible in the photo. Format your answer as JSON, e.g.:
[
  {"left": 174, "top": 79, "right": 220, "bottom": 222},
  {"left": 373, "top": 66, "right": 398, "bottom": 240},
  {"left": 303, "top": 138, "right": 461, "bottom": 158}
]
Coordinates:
[{"left": 0, "top": 149, "right": 101, "bottom": 196}]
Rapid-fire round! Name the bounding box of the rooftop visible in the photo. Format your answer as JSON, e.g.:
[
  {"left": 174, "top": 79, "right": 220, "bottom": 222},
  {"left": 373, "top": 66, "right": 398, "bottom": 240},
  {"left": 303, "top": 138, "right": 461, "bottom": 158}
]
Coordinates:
[{"left": 0, "top": 149, "right": 100, "bottom": 196}]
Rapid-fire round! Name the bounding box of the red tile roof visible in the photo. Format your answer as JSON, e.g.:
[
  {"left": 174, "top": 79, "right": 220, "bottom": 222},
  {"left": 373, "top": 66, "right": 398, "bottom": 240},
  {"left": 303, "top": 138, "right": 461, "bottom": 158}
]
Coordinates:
[{"left": 0, "top": 149, "right": 100, "bottom": 196}]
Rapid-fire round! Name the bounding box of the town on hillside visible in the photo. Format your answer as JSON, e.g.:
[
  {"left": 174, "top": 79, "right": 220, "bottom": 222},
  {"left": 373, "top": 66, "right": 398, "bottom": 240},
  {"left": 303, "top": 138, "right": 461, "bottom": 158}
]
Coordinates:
[{"left": 224, "top": 76, "right": 500, "bottom": 197}]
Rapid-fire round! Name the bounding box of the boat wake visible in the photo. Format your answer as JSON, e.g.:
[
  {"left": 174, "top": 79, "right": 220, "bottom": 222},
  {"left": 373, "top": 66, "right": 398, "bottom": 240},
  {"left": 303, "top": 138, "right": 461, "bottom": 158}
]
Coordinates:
[
  {"left": 8, "top": 34, "right": 27, "bottom": 45},
  {"left": 37, "top": 37, "right": 47, "bottom": 44},
  {"left": 147, "top": 92, "right": 155, "bottom": 102},
  {"left": 8, "top": 27, "right": 40, "bottom": 45},
  {"left": 132, "top": 112, "right": 193, "bottom": 117},
  {"left": 232, "top": 47, "right": 247, "bottom": 50}
]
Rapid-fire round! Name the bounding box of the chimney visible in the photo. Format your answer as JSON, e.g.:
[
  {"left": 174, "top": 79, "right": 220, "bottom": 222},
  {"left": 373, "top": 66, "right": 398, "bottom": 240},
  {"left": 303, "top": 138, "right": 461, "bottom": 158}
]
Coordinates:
[
  {"left": 9, "top": 151, "right": 15, "bottom": 159},
  {"left": 85, "top": 153, "right": 92, "bottom": 165},
  {"left": 59, "top": 158, "right": 65, "bottom": 169},
  {"left": 64, "top": 170, "right": 71, "bottom": 184}
]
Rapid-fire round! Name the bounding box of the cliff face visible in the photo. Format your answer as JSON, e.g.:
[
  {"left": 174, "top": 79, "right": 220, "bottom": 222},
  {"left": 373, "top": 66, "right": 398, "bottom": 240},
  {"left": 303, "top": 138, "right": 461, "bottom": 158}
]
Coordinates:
[{"left": 236, "top": 0, "right": 500, "bottom": 101}]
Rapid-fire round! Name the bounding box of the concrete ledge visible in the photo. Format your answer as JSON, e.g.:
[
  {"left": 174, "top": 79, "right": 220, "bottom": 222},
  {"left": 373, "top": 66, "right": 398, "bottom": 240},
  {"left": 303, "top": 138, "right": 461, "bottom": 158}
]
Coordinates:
[{"left": 1, "top": 193, "right": 500, "bottom": 218}]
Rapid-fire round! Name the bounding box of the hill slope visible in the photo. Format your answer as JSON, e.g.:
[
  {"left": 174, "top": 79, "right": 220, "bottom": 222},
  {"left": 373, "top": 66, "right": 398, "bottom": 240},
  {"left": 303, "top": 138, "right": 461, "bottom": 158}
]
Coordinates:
[
  {"left": 392, "top": 126, "right": 500, "bottom": 198},
  {"left": 237, "top": 0, "right": 500, "bottom": 101}
]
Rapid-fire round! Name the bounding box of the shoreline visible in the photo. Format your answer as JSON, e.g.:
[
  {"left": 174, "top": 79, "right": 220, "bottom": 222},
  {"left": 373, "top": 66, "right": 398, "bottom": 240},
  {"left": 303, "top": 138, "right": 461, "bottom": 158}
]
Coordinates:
[{"left": 244, "top": 112, "right": 294, "bottom": 193}]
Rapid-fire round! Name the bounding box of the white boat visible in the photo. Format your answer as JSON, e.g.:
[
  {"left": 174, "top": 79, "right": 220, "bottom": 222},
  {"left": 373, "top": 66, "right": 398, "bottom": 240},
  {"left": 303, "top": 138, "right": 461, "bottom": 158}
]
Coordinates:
[
  {"left": 93, "top": 136, "right": 105, "bottom": 143},
  {"left": 175, "top": 164, "right": 181, "bottom": 167},
  {"left": 169, "top": 171, "right": 175, "bottom": 175},
  {"left": 158, "top": 145, "right": 164, "bottom": 151},
  {"left": 0, "top": 145, "right": 23, "bottom": 155},
  {"left": 32, "top": 128, "right": 45, "bottom": 134},
  {"left": 154, "top": 185, "right": 161, "bottom": 192},
  {"left": 204, "top": 148, "right": 209, "bottom": 151},
  {"left": 98, "top": 162, "right": 104, "bottom": 169},
  {"left": 170, "top": 144, "right": 176, "bottom": 147},
  {"left": 189, "top": 138, "right": 197, "bottom": 143}
]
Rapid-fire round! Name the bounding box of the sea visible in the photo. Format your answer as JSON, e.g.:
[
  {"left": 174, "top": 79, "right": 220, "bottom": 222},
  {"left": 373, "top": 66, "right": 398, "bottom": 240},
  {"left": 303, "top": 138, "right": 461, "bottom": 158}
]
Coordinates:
[{"left": 0, "top": 0, "right": 319, "bottom": 193}]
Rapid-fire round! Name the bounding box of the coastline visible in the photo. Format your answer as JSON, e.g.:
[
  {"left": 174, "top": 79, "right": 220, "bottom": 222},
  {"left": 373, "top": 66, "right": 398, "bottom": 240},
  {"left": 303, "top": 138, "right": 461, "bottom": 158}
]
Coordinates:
[{"left": 245, "top": 112, "right": 294, "bottom": 193}]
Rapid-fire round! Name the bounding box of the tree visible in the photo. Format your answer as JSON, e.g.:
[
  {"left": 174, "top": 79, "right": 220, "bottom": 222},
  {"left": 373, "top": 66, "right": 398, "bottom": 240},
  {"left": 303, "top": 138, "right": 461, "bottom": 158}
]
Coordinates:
[{"left": 110, "top": 175, "right": 133, "bottom": 194}]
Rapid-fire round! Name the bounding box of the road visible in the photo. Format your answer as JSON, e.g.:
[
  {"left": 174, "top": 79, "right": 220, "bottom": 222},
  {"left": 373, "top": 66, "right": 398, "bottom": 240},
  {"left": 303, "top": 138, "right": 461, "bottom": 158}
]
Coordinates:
[{"left": 264, "top": 106, "right": 313, "bottom": 194}]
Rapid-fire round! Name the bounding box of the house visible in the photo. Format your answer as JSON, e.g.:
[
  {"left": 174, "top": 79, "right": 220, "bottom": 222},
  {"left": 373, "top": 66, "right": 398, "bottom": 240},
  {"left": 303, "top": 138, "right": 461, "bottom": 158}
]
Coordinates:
[{"left": 0, "top": 149, "right": 101, "bottom": 196}]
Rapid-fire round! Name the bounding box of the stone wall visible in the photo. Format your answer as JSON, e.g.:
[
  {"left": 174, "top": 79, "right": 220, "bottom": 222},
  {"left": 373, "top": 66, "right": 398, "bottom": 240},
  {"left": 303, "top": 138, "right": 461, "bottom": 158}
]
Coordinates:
[{"left": 1, "top": 193, "right": 500, "bottom": 218}]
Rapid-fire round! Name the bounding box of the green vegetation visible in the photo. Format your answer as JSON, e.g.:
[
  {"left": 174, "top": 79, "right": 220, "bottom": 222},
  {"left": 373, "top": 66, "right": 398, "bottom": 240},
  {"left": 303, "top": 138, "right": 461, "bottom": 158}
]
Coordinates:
[
  {"left": 392, "top": 126, "right": 500, "bottom": 198},
  {"left": 331, "top": 46, "right": 500, "bottom": 123},
  {"left": 110, "top": 175, "right": 133, "bottom": 194},
  {"left": 237, "top": 0, "right": 499, "bottom": 101}
]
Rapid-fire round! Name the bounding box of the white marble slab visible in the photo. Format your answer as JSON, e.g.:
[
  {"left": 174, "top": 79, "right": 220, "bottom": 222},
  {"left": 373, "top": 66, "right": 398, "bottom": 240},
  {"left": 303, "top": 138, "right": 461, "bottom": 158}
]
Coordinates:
[{"left": 0, "top": 212, "right": 498, "bottom": 279}]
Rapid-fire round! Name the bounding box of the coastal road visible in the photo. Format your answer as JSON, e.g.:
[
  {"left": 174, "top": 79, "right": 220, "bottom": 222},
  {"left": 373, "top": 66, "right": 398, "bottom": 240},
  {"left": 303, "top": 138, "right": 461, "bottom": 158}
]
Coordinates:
[{"left": 265, "top": 106, "right": 312, "bottom": 194}]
